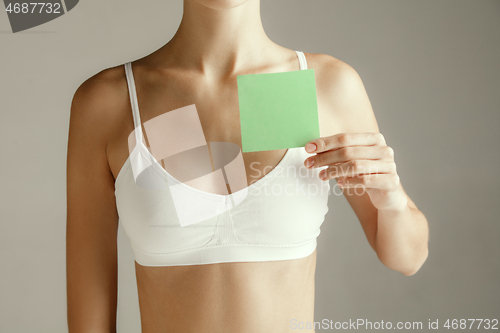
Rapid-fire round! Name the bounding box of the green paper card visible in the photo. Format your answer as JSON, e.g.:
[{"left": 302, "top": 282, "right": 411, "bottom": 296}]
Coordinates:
[{"left": 237, "top": 69, "right": 320, "bottom": 152}]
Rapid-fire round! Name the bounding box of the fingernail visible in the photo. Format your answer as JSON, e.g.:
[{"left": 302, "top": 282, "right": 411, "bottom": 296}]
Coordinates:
[
  {"left": 305, "top": 143, "right": 317, "bottom": 153},
  {"left": 337, "top": 179, "right": 343, "bottom": 186},
  {"left": 319, "top": 170, "right": 326, "bottom": 180},
  {"left": 305, "top": 158, "right": 314, "bottom": 168}
]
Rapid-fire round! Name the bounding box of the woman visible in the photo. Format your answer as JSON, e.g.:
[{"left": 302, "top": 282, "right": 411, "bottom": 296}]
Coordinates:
[{"left": 66, "top": 0, "right": 429, "bottom": 332}]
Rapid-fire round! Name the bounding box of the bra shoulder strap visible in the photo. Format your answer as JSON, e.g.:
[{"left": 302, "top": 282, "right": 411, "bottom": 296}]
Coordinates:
[
  {"left": 294, "top": 51, "right": 308, "bottom": 70},
  {"left": 124, "top": 62, "right": 144, "bottom": 146}
]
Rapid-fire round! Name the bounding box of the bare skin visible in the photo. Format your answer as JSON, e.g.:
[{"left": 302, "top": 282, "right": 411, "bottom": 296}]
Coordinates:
[{"left": 67, "top": 0, "right": 428, "bottom": 332}]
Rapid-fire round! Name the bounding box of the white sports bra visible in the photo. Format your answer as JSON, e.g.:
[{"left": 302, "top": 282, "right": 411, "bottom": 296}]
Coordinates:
[{"left": 114, "top": 50, "right": 330, "bottom": 266}]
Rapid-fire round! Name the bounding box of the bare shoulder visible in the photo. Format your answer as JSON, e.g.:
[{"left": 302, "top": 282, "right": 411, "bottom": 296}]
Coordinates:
[
  {"left": 303, "top": 52, "right": 361, "bottom": 93},
  {"left": 70, "top": 64, "right": 129, "bottom": 143},
  {"left": 68, "top": 64, "right": 132, "bottom": 183},
  {"left": 304, "top": 52, "right": 379, "bottom": 134}
]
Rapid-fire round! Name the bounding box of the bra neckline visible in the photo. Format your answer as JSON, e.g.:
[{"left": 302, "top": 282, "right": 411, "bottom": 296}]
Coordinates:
[{"left": 116, "top": 143, "right": 300, "bottom": 200}]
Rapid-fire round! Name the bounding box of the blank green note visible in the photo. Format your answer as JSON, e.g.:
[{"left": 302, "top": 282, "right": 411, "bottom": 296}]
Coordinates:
[{"left": 237, "top": 69, "right": 320, "bottom": 153}]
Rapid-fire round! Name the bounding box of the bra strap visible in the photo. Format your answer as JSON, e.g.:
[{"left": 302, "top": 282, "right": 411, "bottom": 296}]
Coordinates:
[
  {"left": 295, "top": 51, "right": 308, "bottom": 70},
  {"left": 124, "top": 62, "right": 144, "bottom": 147}
]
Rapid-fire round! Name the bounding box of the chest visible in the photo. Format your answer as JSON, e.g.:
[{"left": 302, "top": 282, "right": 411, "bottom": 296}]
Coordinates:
[{"left": 137, "top": 74, "right": 242, "bottom": 144}]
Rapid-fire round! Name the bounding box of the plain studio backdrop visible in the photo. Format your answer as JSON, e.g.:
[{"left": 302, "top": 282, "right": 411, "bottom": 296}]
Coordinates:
[{"left": 1, "top": 0, "right": 499, "bottom": 332}]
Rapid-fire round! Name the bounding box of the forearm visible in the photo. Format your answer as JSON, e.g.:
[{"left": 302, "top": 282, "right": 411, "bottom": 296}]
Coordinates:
[
  {"left": 375, "top": 201, "right": 429, "bottom": 276},
  {"left": 303, "top": 132, "right": 430, "bottom": 275}
]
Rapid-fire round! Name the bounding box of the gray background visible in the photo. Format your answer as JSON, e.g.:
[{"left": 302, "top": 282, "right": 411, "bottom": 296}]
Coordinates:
[{"left": 1, "top": 0, "right": 499, "bottom": 331}]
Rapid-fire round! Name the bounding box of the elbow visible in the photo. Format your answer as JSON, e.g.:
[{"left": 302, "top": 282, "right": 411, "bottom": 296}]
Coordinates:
[
  {"left": 401, "top": 268, "right": 418, "bottom": 277},
  {"left": 401, "top": 247, "right": 429, "bottom": 276}
]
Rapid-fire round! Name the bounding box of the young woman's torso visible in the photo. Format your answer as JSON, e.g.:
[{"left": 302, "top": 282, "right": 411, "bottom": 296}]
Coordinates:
[{"left": 105, "top": 46, "right": 343, "bottom": 332}]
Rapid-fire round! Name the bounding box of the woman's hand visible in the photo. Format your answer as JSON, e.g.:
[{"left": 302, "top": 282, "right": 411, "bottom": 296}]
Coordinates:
[{"left": 304, "top": 132, "right": 408, "bottom": 211}]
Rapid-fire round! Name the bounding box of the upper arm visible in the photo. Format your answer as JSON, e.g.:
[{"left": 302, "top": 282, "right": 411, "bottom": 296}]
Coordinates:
[
  {"left": 315, "top": 54, "right": 415, "bottom": 252},
  {"left": 66, "top": 71, "right": 121, "bottom": 331}
]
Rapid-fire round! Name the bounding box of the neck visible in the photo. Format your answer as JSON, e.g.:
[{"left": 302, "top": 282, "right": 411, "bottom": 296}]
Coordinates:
[{"left": 160, "top": 0, "right": 278, "bottom": 77}]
